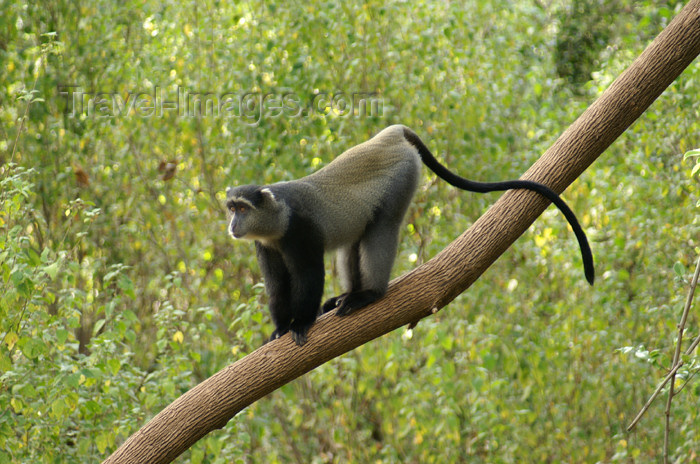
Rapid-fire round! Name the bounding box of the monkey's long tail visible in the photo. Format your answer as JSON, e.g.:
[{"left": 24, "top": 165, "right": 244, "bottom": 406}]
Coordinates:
[{"left": 403, "top": 127, "right": 594, "bottom": 285}]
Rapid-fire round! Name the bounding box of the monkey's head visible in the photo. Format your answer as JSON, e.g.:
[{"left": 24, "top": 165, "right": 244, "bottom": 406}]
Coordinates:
[{"left": 225, "top": 185, "right": 289, "bottom": 244}]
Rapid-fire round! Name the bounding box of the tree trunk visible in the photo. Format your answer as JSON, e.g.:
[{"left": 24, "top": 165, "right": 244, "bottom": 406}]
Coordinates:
[{"left": 104, "top": 2, "right": 700, "bottom": 463}]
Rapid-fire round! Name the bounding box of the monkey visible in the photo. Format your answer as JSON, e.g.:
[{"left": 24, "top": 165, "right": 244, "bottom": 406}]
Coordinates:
[{"left": 226, "top": 125, "right": 594, "bottom": 346}]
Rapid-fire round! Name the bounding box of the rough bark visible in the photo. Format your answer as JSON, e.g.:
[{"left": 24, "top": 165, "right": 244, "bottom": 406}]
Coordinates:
[{"left": 105, "top": 2, "right": 700, "bottom": 463}]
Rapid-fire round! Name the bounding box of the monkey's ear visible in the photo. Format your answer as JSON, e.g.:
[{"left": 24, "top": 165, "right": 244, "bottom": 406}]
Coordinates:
[{"left": 260, "top": 188, "right": 276, "bottom": 202}]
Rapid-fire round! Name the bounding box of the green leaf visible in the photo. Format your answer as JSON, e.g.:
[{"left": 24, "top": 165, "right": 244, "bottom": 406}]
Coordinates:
[
  {"left": 117, "top": 274, "right": 136, "bottom": 299},
  {"left": 64, "top": 373, "right": 81, "bottom": 389},
  {"left": 24, "top": 247, "right": 41, "bottom": 266},
  {"left": 19, "top": 337, "right": 46, "bottom": 359},
  {"left": 43, "top": 261, "right": 60, "bottom": 280},
  {"left": 0, "top": 350, "right": 11, "bottom": 372},
  {"left": 82, "top": 400, "right": 102, "bottom": 418},
  {"left": 56, "top": 328, "right": 69, "bottom": 344},
  {"left": 50, "top": 398, "right": 68, "bottom": 418},
  {"left": 691, "top": 162, "right": 700, "bottom": 178},
  {"left": 682, "top": 148, "right": 700, "bottom": 159},
  {"left": 11, "top": 269, "right": 34, "bottom": 297},
  {"left": 674, "top": 261, "right": 685, "bottom": 277},
  {"left": 95, "top": 432, "right": 109, "bottom": 454},
  {"left": 4, "top": 331, "right": 19, "bottom": 350},
  {"left": 93, "top": 318, "right": 106, "bottom": 336},
  {"left": 107, "top": 358, "right": 121, "bottom": 375}
]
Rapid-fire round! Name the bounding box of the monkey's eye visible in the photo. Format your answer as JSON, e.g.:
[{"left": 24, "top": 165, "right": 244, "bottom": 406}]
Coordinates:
[{"left": 239, "top": 205, "right": 247, "bottom": 213}]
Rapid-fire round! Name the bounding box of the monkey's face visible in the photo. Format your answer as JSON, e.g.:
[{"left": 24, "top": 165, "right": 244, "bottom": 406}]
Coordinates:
[
  {"left": 227, "top": 201, "right": 252, "bottom": 239},
  {"left": 225, "top": 185, "right": 287, "bottom": 243}
]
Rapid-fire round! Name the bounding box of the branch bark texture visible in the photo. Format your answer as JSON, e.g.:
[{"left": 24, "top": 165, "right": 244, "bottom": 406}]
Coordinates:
[{"left": 105, "top": 2, "right": 700, "bottom": 463}]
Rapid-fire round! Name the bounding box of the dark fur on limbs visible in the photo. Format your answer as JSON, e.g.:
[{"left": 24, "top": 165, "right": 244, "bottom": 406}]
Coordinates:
[{"left": 256, "top": 212, "right": 324, "bottom": 346}]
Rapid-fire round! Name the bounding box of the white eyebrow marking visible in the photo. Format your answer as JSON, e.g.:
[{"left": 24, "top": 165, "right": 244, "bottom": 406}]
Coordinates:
[{"left": 228, "top": 197, "right": 256, "bottom": 209}]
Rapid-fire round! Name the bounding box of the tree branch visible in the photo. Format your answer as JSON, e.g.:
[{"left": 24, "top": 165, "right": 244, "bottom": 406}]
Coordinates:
[
  {"left": 626, "top": 252, "right": 700, "bottom": 434},
  {"left": 104, "top": 2, "right": 700, "bottom": 463},
  {"left": 664, "top": 252, "right": 700, "bottom": 462}
]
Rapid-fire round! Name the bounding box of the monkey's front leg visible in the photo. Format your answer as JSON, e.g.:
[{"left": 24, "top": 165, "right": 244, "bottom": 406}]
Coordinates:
[
  {"left": 283, "top": 244, "right": 325, "bottom": 346},
  {"left": 256, "top": 244, "right": 293, "bottom": 343}
]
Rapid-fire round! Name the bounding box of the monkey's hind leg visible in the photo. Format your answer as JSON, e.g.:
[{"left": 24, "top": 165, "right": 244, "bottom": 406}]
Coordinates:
[
  {"left": 332, "top": 217, "right": 400, "bottom": 317},
  {"left": 323, "top": 243, "right": 360, "bottom": 314}
]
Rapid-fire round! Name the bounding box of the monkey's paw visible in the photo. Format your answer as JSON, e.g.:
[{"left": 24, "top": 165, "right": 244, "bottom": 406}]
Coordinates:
[
  {"left": 321, "top": 294, "right": 347, "bottom": 314},
  {"left": 267, "top": 328, "right": 289, "bottom": 344},
  {"left": 289, "top": 321, "right": 313, "bottom": 346}
]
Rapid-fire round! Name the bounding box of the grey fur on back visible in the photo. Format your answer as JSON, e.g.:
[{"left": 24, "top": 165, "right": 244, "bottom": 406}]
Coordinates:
[{"left": 268, "top": 124, "right": 421, "bottom": 250}]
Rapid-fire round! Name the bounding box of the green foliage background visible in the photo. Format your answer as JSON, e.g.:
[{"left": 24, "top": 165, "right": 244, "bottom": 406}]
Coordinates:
[{"left": 1, "top": 0, "right": 699, "bottom": 462}]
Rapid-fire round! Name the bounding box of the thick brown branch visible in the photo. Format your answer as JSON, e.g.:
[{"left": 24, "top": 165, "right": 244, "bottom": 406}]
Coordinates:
[{"left": 105, "top": 2, "right": 700, "bottom": 463}]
